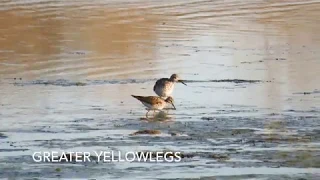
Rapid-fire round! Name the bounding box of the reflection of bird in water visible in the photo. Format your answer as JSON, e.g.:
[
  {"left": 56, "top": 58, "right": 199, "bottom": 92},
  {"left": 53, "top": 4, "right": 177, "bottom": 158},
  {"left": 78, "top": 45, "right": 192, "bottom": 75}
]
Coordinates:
[
  {"left": 153, "top": 74, "right": 187, "bottom": 98},
  {"left": 131, "top": 95, "right": 176, "bottom": 118},
  {"left": 142, "top": 111, "right": 174, "bottom": 123}
]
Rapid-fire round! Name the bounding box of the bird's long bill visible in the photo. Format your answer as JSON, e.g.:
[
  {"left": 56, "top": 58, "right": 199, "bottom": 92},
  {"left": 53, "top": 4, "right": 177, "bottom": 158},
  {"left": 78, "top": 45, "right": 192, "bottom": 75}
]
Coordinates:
[
  {"left": 171, "top": 102, "right": 176, "bottom": 110},
  {"left": 178, "top": 80, "right": 187, "bottom": 86}
]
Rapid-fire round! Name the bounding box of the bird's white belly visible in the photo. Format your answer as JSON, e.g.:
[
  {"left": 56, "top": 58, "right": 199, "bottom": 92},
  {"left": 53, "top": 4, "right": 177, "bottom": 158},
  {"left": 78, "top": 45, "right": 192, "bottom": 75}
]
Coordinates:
[
  {"left": 142, "top": 102, "right": 152, "bottom": 109},
  {"left": 155, "top": 83, "right": 174, "bottom": 97},
  {"left": 142, "top": 102, "right": 164, "bottom": 110},
  {"left": 164, "top": 86, "right": 173, "bottom": 97}
]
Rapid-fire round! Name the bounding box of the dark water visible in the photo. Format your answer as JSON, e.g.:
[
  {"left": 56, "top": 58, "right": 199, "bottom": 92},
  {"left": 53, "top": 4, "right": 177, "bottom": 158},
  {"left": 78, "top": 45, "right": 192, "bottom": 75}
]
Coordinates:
[{"left": 0, "top": 0, "right": 320, "bottom": 179}]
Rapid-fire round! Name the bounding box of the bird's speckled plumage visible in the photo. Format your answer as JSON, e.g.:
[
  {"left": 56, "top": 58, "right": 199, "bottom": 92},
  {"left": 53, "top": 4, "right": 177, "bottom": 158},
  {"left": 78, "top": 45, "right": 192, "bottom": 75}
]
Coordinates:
[
  {"left": 131, "top": 95, "right": 175, "bottom": 118},
  {"left": 153, "top": 74, "right": 186, "bottom": 98},
  {"left": 132, "top": 95, "right": 173, "bottom": 110}
]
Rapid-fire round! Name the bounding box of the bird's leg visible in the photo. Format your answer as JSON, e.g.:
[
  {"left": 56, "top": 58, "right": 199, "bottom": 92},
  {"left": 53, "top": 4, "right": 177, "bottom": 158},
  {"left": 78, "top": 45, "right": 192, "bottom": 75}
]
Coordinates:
[
  {"left": 146, "top": 110, "right": 150, "bottom": 119},
  {"left": 153, "top": 110, "right": 156, "bottom": 116}
]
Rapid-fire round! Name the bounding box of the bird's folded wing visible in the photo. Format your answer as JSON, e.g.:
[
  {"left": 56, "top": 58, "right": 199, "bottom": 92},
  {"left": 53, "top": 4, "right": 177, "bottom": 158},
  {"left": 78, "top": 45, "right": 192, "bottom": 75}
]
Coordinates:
[
  {"left": 153, "top": 78, "right": 168, "bottom": 90},
  {"left": 142, "top": 96, "right": 163, "bottom": 105}
]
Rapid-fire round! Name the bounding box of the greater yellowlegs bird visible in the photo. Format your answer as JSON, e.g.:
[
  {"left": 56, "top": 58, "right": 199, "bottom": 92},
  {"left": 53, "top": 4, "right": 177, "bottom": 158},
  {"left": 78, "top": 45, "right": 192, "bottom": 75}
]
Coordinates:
[
  {"left": 131, "top": 95, "right": 176, "bottom": 118},
  {"left": 153, "top": 74, "right": 187, "bottom": 98}
]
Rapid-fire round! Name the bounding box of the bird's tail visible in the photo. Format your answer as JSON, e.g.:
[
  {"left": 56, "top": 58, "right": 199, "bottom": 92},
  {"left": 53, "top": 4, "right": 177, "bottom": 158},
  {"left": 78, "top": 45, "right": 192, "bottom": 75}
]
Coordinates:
[
  {"left": 131, "top": 95, "right": 140, "bottom": 99},
  {"left": 132, "top": 95, "right": 146, "bottom": 102}
]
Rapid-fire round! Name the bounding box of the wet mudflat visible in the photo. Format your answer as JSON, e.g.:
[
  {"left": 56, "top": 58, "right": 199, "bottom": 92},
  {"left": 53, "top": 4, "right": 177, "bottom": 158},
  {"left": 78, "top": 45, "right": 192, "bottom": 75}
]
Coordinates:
[{"left": 1, "top": 0, "right": 320, "bottom": 179}]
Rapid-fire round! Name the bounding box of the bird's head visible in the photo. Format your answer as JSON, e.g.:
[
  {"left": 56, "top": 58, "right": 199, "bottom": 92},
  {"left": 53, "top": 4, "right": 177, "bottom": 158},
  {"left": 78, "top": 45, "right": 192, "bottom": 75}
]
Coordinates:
[
  {"left": 165, "top": 96, "right": 176, "bottom": 110},
  {"left": 169, "top": 74, "right": 187, "bottom": 86}
]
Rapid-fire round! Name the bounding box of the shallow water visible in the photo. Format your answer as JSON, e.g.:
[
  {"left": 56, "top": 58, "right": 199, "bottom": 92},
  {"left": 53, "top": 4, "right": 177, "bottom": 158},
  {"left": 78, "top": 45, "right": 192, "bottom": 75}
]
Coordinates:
[{"left": 0, "top": 0, "right": 320, "bottom": 179}]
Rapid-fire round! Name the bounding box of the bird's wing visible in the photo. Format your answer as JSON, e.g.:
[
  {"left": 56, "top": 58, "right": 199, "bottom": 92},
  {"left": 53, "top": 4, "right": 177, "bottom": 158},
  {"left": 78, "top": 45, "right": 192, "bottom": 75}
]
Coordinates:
[
  {"left": 153, "top": 78, "right": 168, "bottom": 91},
  {"left": 143, "top": 96, "right": 163, "bottom": 105},
  {"left": 133, "top": 96, "right": 163, "bottom": 105}
]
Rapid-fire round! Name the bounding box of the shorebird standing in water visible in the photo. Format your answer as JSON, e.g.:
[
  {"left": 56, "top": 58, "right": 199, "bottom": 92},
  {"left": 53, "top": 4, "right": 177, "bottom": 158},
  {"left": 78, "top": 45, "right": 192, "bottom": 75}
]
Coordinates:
[
  {"left": 153, "top": 74, "right": 187, "bottom": 98},
  {"left": 131, "top": 95, "right": 176, "bottom": 118}
]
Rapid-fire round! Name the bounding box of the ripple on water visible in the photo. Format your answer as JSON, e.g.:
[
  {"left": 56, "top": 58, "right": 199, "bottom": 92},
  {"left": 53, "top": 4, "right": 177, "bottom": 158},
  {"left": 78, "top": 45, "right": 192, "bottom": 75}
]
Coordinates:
[{"left": 9, "top": 78, "right": 264, "bottom": 87}]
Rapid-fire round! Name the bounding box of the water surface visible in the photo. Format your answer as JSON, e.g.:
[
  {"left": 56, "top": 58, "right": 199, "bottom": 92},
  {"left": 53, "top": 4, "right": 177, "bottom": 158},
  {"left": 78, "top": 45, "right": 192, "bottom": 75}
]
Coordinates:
[{"left": 0, "top": 0, "right": 320, "bottom": 179}]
